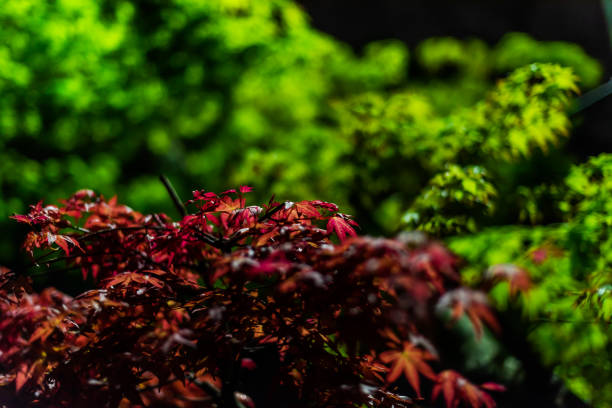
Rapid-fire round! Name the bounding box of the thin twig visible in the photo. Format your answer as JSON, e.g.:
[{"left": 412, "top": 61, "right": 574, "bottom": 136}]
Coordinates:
[
  {"left": 77, "top": 226, "right": 168, "bottom": 241},
  {"left": 571, "top": 77, "right": 612, "bottom": 114},
  {"left": 258, "top": 203, "right": 285, "bottom": 222},
  {"left": 160, "top": 174, "right": 187, "bottom": 218}
]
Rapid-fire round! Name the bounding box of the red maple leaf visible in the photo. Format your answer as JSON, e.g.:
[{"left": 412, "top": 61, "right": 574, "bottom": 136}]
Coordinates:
[
  {"left": 326, "top": 215, "right": 358, "bottom": 242},
  {"left": 310, "top": 200, "right": 339, "bottom": 212},
  {"left": 379, "top": 342, "right": 437, "bottom": 397},
  {"left": 437, "top": 288, "right": 500, "bottom": 339},
  {"left": 105, "top": 272, "right": 164, "bottom": 289},
  {"left": 48, "top": 234, "right": 83, "bottom": 255},
  {"left": 433, "top": 370, "right": 504, "bottom": 408},
  {"left": 292, "top": 201, "right": 322, "bottom": 219}
]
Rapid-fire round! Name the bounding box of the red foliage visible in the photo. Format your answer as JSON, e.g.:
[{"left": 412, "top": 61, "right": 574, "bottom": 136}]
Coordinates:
[
  {"left": 436, "top": 288, "right": 501, "bottom": 339},
  {"left": 433, "top": 370, "right": 505, "bottom": 408},
  {"left": 1, "top": 188, "right": 503, "bottom": 407},
  {"left": 379, "top": 341, "right": 436, "bottom": 397}
]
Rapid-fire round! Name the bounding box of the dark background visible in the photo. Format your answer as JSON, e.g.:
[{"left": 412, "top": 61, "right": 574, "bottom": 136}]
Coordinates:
[{"left": 299, "top": 0, "right": 612, "bottom": 158}]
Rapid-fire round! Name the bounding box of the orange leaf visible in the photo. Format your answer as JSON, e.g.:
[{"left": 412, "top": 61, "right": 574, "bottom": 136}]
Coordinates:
[
  {"left": 215, "top": 195, "right": 243, "bottom": 212},
  {"left": 15, "top": 363, "right": 28, "bottom": 392},
  {"left": 437, "top": 288, "right": 499, "bottom": 339},
  {"left": 379, "top": 342, "right": 437, "bottom": 397},
  {"left": 28, "top": 322, "right": 55, "bottom": 345}
]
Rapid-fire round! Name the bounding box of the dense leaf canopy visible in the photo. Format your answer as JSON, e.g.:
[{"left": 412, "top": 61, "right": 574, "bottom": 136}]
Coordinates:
[{"left": 2, "top": 189, "right": 503, "bottom": 407}]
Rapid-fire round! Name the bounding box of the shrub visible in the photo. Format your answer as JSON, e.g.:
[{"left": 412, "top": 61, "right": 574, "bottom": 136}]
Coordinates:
[
  {"left": 448, "top": 154, "right": 612, "bottom": 406},
  {"left": 1, "top": 188, "right": 504, "bottom": 407}
]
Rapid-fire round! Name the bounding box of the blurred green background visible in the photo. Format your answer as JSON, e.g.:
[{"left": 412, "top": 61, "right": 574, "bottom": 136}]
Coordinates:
[
  {"left": 0, "top": 0, "right": 604, "bottom": 261},
  {"left": 4, "top": 0, "right": 612, "bottom": 405}
]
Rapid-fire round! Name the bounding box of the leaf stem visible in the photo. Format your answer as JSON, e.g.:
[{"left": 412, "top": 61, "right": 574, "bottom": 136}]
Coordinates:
[{"left": 160, "top": 174, "right": 187, "bottom": 218}]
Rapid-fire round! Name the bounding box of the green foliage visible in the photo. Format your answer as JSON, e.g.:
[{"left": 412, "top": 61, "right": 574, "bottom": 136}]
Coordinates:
[
  {"left": 0, "top": 0, "right": 407, "bottom": 210},
  {"left": 328, "top": 63, "right": 578, "bottom": 233},
  {"left": 0, "top": 0, "right": 408, "bottom": 265},
  {"left": 411, "top": 32, "right": 601, "bottom": 115},
  {"left": 563, "top": 153, "right": 612, "bottom": 220},
  {"left": 468, "top": 63, "right": 577, "bottom": 160},
  {"left": 417, "top": 37, "right": 490, "bottom": 78},
  {"left": 416, "top": 32, "right": 602, "bottom": 87},
  {"left": 450, "top": 224, "right": 612, "bottom": 406},
  {"left": 562, "top": 155, "right": 612, "bottom": 289},
  {"left": 448, "top": 154, "right": 612, "bottom": 407},
  {"left": 493, "top": 32, "right": 603, "bottom": 88},
  {"left": 404, "top": 165, "right": 497, "bottom": 235}
]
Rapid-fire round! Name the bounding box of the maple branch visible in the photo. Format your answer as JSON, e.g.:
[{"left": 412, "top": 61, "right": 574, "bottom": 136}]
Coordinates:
[
  {"left": 153, "top": 213, "right": 166, "bottom": 227},
  {"left": 27, "top": 265, "right": 81, "bottom": 277},
  {"left": 33, "top": 249, "right": 63, "bottom": 264},
  {"left": 160, "top": 174, "right": 187, "bottom": 218},
  {"left": 76, "top": 226, "right": 169, "bottom": 241},
  {"left": 571, "top": 77, "right": 612, "bottom": 114},
  {"left": 258, "top": 203, "right": 285, "bottom": 222},
  {"left": 28, "top": 246, "right": 167, "bottom": 272},
  {"left": 65, "top": 225, "right": 91, "bottom": 233},
  {"left": 28, "top": 252, "right": 113, "bottom": 268},
  {"left": 190, "top": 230, "right": 239, "bottom": 253},
  {"left": 27, "top": 227, "right": 169, "bottom": 268}
]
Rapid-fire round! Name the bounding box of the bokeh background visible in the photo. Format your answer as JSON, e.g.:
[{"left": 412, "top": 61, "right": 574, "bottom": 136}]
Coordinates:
[
  {"left": 2, "top": 0, "right": 610, "bottom": 266},
  {"left": 302, "top": 0, "right": 612, "bottom": 152},
  {"left": 4, "top": 1, "right": 612, "bottom": 405}
]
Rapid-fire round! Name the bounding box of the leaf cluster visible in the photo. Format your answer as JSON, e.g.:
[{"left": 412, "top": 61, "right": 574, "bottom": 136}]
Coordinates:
[
  {"left": 1, "top": 189, "right": 503, "bottom": 407},
  {"left": 448, "top": 154, "right": 612, "bottom": 406}
]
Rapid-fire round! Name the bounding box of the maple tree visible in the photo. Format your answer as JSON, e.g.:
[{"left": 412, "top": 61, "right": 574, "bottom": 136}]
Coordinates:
[{"left": 0, "top": 187, "right": 505, "bottom": 407}]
